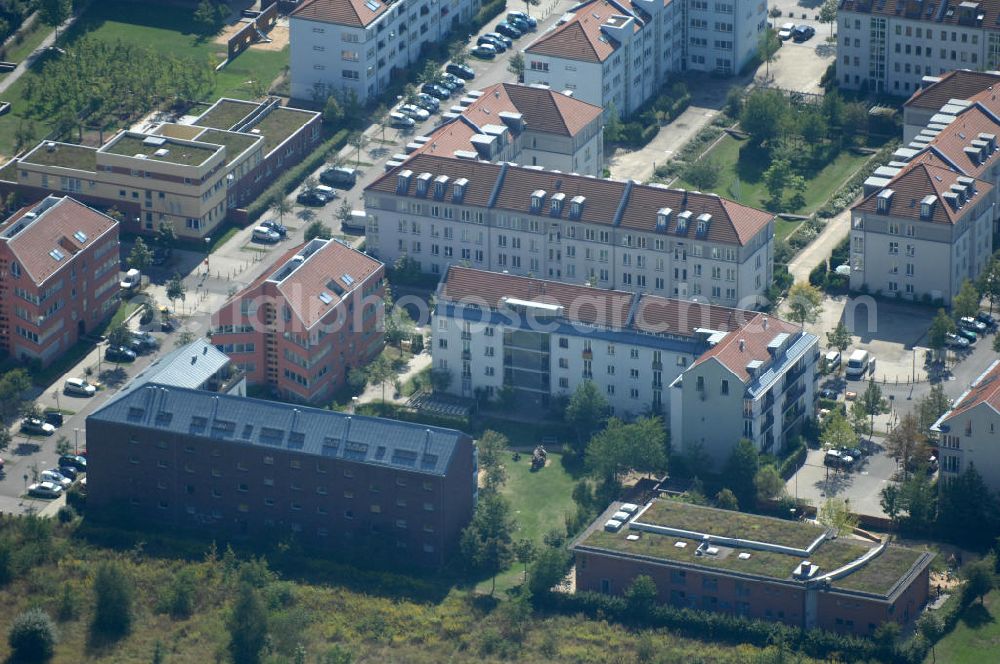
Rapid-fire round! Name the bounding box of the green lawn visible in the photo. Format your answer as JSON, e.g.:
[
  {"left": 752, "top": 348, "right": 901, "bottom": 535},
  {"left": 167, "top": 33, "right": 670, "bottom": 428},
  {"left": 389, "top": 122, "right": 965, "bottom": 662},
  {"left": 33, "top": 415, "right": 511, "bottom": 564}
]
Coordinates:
[
  {"left": 2, "top": 17, "right": 52, "bottom": 65},
  {"left": 674, "top": 135, "right": 873, "bottom": 215},
  {"left": 775, "top": 218, "right": 803, "bottom": 243},
  {"left": 930, "top": 590, "right": 1000, "bottom": 663},
  {"left": 0, "top": 1, "right": 288, "bottom": 156}
]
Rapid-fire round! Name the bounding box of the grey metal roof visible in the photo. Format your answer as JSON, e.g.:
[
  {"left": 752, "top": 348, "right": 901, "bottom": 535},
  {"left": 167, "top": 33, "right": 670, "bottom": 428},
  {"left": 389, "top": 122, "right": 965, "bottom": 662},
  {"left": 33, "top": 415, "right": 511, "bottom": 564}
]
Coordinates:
[
  {"left": 105, "top": 339, "right": 231, "bottom": 406},
  {"left": 88, "top": 382, "right": 468, "bottom": 477}
]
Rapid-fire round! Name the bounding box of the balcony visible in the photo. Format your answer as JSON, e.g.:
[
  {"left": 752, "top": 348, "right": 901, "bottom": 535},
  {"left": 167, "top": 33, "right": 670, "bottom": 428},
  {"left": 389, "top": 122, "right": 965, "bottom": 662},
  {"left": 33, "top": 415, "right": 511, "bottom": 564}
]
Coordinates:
[
  {"left": 582, "top": 349, "right": 593, "bottom": 360},
  {"left": 652, "top": 361, "right": 663, "bottom": 371},
  {"left": 582, "top": 371, "right": 593, "bottom": 380},
  {"left": 461, "top": 331, "right": 472, "bottom": 341},
  {"left": 462, "top": 350, "right": 471, "bottom": 360},
  {"left": 760, "top": 411, "right": 775, "bottom": 433}
]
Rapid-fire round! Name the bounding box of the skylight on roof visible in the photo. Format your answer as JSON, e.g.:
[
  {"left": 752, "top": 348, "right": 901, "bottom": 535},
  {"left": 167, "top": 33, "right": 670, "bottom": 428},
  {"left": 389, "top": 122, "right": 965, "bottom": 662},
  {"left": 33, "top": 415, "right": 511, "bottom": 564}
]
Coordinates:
[
  {"left": 49, "top": 248, "right": 64, "bottom": 261},
  {"left": 318, "top": 291, "right": 333, "bottom": 305},
  {"left": 73, "top": 230, "right": 88, "bottom": 243},
  {"left": 341, "top": 273, "right": 355, "bottom": 286},
  {"left": 364, "top": 0, "right": 380, "bottom": 10}
]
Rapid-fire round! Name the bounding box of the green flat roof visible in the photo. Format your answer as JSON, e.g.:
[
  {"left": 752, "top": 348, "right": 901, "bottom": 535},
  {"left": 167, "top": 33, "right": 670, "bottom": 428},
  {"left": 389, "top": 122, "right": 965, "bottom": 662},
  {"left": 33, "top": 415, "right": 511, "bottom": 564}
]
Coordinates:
[
  {"left": 104, "top": 135, "right": 219, "bottom": 166},
  {"left": 254, "top": 108, "right": 312, "bottom": 154},
  {"left": 0, "top": 159, "right": 18, "bottom": 182},
  {"left": 21, "top": 143, "right": 98, "bottom": 172},
  {"left": 196, "top": 129, "right": 260, "bottom": 162},
  {"left": 832, "top": 545, "right": 928, "bottom": 595},
  {"left": 639, "top": 500, "right": 823, "bottom": 550},
  {"left": 195, "top": 99, "right": 258, "bottom": 130}
]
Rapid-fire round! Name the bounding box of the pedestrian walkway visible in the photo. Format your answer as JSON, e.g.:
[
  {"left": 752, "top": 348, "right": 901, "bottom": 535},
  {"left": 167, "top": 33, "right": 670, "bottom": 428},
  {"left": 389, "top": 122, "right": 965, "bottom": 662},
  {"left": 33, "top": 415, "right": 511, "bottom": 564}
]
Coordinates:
[
  {"left": 0, "top": 9, "right": 78, "bottom": 96},
  {"left": 787, "top": 210, "right": 850, "bottom": 284},
  {"left": 356, "top": 350, "right": 432, "bottom": 406}
]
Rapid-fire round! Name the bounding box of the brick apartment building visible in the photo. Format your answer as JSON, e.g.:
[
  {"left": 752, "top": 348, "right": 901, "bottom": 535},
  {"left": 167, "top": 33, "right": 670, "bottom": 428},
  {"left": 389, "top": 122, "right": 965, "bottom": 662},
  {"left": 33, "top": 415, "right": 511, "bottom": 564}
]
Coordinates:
[
  {"left": 573, "top": 500, "right": 933, "bottom": 636},
  {"left": 211, "top": 237, "right": 386, "bottom": 404},
  {"left": 86, "top": 383, "right": 477, "bottom": 566},
  {"left": 0, "top": 97, "right": 321, "bottom": 240},
  {"left": 0, "top": 196, "right": 119, "bottom": 366}
]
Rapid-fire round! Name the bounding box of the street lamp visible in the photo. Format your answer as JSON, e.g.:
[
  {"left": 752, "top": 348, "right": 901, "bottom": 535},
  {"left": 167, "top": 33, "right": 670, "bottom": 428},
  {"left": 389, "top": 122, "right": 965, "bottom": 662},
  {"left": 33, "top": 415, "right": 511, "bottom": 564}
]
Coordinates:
[
  {"left": 204, "top": 237, "right": 211, "bottom": 275},
  {"left": 74, "top": 428, "right": 80, "bottom": 455}
]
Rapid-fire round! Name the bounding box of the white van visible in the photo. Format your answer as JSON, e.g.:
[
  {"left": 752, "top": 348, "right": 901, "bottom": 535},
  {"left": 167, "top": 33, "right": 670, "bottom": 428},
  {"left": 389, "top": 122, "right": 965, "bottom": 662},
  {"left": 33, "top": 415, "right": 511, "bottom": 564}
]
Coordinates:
[
  {"left": 845, "top": 349, "right": 874, "bottom": 379},
  {"left": 120, "top": 268, "right": 141, "bottom": 290},
  {"left": 64, "top": 377, "right": 96, "bottom": 397},
  {"left": 825, "top": 350, "right": 841, "bottom": 372}
]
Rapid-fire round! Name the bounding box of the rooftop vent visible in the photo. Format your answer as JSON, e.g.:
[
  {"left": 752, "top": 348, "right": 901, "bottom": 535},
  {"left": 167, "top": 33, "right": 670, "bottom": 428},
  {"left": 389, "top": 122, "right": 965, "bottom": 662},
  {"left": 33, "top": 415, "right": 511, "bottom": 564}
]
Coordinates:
[
  {"left": 142, "top": 136, "right": 167, "bottom": 147},
  {"left": 964, "top": 145, "right": 984, "bottom": 165},
  {"left": 793, "top": 560, "right": 819, "bottom": 579},
  {"left": 957, "top": 175, "right": 977, "bottom": 196},
  {"left": 942, "top": 191, "right": 961, "bottom": 211},
  {"left": 153, "top": 148, "right": 170, "bottom": 158},
  {"left": 950, "top": 183, "right": 968, "bottom": 206}
]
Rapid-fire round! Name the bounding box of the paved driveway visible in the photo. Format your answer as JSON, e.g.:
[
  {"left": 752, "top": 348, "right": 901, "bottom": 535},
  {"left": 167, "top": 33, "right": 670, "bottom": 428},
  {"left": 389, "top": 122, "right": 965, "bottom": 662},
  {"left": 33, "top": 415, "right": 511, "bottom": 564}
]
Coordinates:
[{"left": 787, "top": 445, "right": 898, "bottom": 518}]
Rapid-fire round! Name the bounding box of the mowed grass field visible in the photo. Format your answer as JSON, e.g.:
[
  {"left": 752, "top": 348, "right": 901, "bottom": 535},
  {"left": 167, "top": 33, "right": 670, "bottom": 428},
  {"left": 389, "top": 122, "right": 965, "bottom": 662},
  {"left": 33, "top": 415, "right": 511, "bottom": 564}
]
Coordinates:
[
  {"left": 0, "top": 1, "right": 288, "bottom": 157},
  {"left": 929, "top": 590, "right": 1000, "bottom": 663}
]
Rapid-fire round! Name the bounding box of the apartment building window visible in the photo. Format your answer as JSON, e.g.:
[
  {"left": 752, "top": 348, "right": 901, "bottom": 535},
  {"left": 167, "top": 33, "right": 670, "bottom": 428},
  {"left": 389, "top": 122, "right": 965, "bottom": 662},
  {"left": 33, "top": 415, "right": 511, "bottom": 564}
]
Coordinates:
[
  {"left": 341, "top": 50, "right": 358, "bottom": 61},
  {"left": 721, "top": 380, "right": 729, "bottom": 395},
  {"left": 888, "top": 242, "right": 899, "bottom": 255},
  {"left": 342, "top": 70, "right": 360, "bottom": 80},
  {"left": 529, "top": 61, "right": 549, "bottom": 72}
]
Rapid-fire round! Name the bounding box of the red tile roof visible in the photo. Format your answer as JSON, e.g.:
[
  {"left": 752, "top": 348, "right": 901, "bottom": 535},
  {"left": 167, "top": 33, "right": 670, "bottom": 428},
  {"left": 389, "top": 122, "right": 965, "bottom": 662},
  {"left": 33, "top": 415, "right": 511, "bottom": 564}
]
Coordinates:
[
  {"left": 291, "top": 0, "right": 386, "bottom": 28},
  {"left": 855, "top": 160, "right": 992, "bottom": 224},
  {"left": 913, "top": 104, "right": 1000, "bottom": 179},
  {"left": 526, "top": 0, "right": 637, "bottom": 63},
  {"left": 691, "top": 315, "right": 800, "bottom": 383},
  {"left": 839, "top": 0, "right": 1000, "bottom": 27},
  {"left": 466, "top": 83, "right": 603, "bottom": 137},
  {"left": 905, "top": 70, "right": 1000, "bottom": 111},
  {"left": 0, "top": 197, "right": 118, "bottom": 285},
  {"left": 366, "top": 154, "right": 772, "bottom": 246},
  {"left": 939, "top": 359, "right": 1000, "bottom": 421}
]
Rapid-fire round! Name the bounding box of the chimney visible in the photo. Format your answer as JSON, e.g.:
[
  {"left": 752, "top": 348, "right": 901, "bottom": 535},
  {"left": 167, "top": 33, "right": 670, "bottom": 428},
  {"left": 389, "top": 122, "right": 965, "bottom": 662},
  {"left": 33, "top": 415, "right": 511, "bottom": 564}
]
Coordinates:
[
  {"left": 738, "top": 339, "right": 746, "bottom": 352},
  {"left": 762, "top": 316, "right": 769, "bottom": 330}
]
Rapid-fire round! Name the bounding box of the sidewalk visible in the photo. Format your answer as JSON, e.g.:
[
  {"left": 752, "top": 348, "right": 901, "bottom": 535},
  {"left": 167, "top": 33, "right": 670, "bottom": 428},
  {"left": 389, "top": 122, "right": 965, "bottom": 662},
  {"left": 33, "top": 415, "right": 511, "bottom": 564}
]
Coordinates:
[
  {"left": 0, "top": 9, "right": 80, "bottom": 96},
  {"left": 787, "top": 210, "right": 850, "bottom": 284},
  {"left": 357, "top": 350, "right": 432, "bottom": 406}
]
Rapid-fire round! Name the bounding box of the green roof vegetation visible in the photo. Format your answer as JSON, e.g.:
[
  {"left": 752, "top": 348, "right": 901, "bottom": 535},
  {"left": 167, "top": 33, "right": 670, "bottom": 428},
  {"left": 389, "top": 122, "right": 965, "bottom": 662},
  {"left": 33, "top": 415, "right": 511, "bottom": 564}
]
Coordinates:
[
  {"left": 831, "top": 545, "right": 928, "bottom": 595},
  {"left": 254, "top": 108, "right": 313, "bottom": 155},
  {"left": 195, "top": 99, "right": 258, "bottom": 130},
  {"left": 0, "top": 159, "right": 18, "bottom": 182},
  {"left": 639, "top": 500, "right": 824, "bottom": 550},
  {"left": 20, "top": 143, "right": 98, "bottom": 172},
  {"left": 196, "top": 129, "right": 261, "bottom": 162},
  {"left": 104, "top": 135, "right": 218, "bottom": 166}
]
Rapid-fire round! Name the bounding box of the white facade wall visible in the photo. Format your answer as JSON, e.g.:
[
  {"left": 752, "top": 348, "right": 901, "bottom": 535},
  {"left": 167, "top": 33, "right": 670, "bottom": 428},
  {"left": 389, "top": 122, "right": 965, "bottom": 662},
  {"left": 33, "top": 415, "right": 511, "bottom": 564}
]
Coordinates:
[
  {"left": 686, "top": 0, "right": 767, "bottom": 74},
  {"left": 514, "top": 122, "right": 604, "bottom": 176},
  {"left": 937, "top": 403, "right": 1000, "bottom": 491},
  {"left": 837, "top": 10, "right": 1000, "bottom": 95},
  {"left": 290, "top": 0, "right": 476, "bottom": 104},
  {"left": 524, "top": 58, "right": 606, "bottom": 115},
  {"left": 365, "top": 193, "right": 774, "bottom": 307}
]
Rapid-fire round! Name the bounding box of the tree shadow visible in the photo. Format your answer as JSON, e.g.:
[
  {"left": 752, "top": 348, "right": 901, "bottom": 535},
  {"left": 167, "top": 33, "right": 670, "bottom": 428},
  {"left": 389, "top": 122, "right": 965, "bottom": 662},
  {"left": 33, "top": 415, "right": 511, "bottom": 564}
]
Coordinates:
[
  {"left": 961, "top": 602, "right": 995, "bottom": 629},
  {"left": 98, "top": 367, "right": 128, "bottom": 388},
  {"left": 14, "top": 441, "right": 40, "bottom": 456}
]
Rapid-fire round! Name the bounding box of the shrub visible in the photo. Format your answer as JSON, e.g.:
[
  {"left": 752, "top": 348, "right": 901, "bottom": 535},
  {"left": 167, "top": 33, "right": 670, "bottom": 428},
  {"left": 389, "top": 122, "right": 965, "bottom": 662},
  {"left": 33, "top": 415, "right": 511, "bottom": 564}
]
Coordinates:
[
  {"left": 808, "top": 262, "right": 828, "bottom": 288},
  {"left": 65, "top": 486, "right": 85, "bottom": 512},
  {"left": 56, "top": 505, "right": 76, "bottom": 524},
  {"left": 778, "top": 442, "right": 808, "bottom": 479},
  {"left": 8, "top": 608, "right": 57, "bottom": 662},
  {"left": 91, "top": 561, "right": 133, "bottom": 640}
]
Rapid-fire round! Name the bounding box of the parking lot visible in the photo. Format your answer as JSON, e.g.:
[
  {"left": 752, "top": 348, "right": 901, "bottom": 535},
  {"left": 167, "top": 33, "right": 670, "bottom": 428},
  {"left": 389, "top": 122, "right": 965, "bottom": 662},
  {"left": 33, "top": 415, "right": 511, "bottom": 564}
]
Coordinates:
[
  {"left": 765, "top": 1, "right": 835, "bottom": 95},
  {"left": 787, "top": 444, "right": 900, "bottom": 518}
]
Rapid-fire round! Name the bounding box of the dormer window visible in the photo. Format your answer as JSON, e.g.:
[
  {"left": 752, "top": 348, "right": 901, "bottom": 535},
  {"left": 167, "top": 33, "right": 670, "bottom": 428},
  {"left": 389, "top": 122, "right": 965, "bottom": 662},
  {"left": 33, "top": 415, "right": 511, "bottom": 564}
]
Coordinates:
[
  {"left": 919, "top": 194, "right": 936, "bottom": 220},
  {"left": 531, "top": 189, "right": 546, "bottom": 211},
  {"left": 570, "top": 195, "right": 586, "bottom": 218},
  {"left": 453, "top": 177, "right": 467, "bottom": 202},
  {"left": 396, "top": 169, "right": 413, "bottom": 193},
  {"left": 656, "top": 207, "right": 672, "bottom": 231},
  {"left": 433, "top": 175, "right": 448, "bottom": 199},
  {"left": 550, "top": 192, "right": 564, "bottom": 215},
  {"left": 416, "top": 172, "right": 432, "bottom": 196},
  {"left": 676, "top": 210, "right": 692, "bottom": 234},
  {"left": 876, "top": 188, "right": 894, "bottom": 214},
  {"left": 696, "top": 213, "right": 711, "bottom": 236}
]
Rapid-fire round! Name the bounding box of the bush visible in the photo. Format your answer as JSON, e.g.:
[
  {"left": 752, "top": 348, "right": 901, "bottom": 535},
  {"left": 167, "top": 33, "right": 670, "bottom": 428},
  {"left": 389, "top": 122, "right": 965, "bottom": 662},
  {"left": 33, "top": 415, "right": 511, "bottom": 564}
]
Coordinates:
[
  {"left": 8, "top": 608, "right": 57, "bottom": 662},
  {"left": 778, "top": 442, "right": 808, "bottom": 479},
  {"left": 65, "top": 486, "right": 85, "bottom": 512},
  {"left": 817, "top": 140, "right": 900, "bottom": 219},
  {"left": 808, "top": 262, "right": 828, "bottom": 288},
  {"left": 56, "top": 505, "right": 76, "bottom": 524},
  {"left": 91, "top": 561, "right": 133, "bottom": 640}
]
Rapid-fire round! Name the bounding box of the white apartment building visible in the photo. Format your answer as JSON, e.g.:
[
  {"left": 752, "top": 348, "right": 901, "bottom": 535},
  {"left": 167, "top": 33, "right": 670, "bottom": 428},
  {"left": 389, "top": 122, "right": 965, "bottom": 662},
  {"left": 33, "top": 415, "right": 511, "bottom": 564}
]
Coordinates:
[
  {"left": 902, "top": 70, "right": 1000, "bottom": 142},
  {"left": 290, "top": 0, "right": 477, "bottom": 105},
  {"left": 670, "top": 315, "right": 819, "bottom": 465},
  {"left": 522, "top": 0, "right": 764, "bottom": 118},
  {"left": 932, "top": 359, "right": 1000, "bottom": 491},
  {"left": 837, "top": 0, "right": 1000, "bottom": 95},
  {"left": 401, "top": 82, "right": 605, "bottom": 176},
  {"left": 364, "top": 153, "right": 775, "bottom": 307}
]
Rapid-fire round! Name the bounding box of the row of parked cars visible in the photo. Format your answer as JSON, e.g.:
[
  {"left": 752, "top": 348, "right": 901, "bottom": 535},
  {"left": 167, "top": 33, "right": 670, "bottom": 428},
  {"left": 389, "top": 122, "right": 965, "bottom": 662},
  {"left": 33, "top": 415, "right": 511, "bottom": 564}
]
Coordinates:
[
  {"left": 946, "top": 312, "right": 996, "bottom": 349},
  {"left": 28, "top": 454, "right": 87, "bottom": 499},
  {"left": 473, "top": 11, "right": 537, "bottom": 58}
]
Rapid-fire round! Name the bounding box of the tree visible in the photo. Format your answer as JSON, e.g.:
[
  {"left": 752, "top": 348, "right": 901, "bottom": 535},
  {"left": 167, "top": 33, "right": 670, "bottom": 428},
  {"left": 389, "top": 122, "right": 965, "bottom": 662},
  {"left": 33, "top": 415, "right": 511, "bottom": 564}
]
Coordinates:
[
  {"left": 683, "top": 158, "right": 720, "bottom": 190},
  {"left": 897, "top": 469, "right": 937, "bottom": 533},
  {"left": 937, "top": 464, "right": 999, "bottom": 547},
  {"left": 304, "top": 220, "right": 333, "bottom": 241},
  {"left": 585, "top": 417, "right": 667, "bottom": 488},
  {"left": 821, "top": 409, "right": 855, "bottom": 451},
  {"left": 107, "top": 323, "right": 131, "bottom": 349},
  {"left": 786, "top": 282, "right": 824, "bottom": 327},
  {"left": 374, "top": 105, "right": 390, "bottom": 143},
  {"left": 954, "top": 278, "right": 982, "bottom": 320},
  {"left": 978, "top": 256, "right": 1000, "bottom": 314},
  {"left": 91, "top": 561, "right": 132, "bottom": 639},
  {"left": 880, "top": 483, "right": 902, "bottom": 526},
  {"left": 742, "top": 90, "right": 788, "bottom": 148},
  {"left": 175, "top": 330, "right": 195, "bottom": 348},
  {"left": 194, "top": 0, "right": 223, "bottom": 33},
  {"left": 8, "top": 608, "right": 57, "bottom": 663},
  {"left": 928, "top": 308, "right": 956, "bottom": 355},
  {"left": 166, "top": 274, "right": 186, "bottom": 312},
  {"left": 817, "top": 497, "right": 858, "bottom": 536},
  {"left": 459, "top": 492, "right": 516, "bottom": 596},
  {"left": 507, "top": 52, "right": 525, "bottom": 79},
  {"left": 962, "top": 557, "right": 995, "bottom": 605},
  {"left": 754, "top": 465, "right": 785, "bottom": 502},
  {"left": 269, "top": 196, "right": 292, "bottom": 224},
  {"left": 322, "top": 95, "right": 343, "bottom": 126},
  {"left": 917, "top": 612, "right": 943, "bottom": 664},
  {"left": 715, "top": 488, "right": 740, "bottom": 511},
  {"left": 337, "top": 198, "right": 353, "bottom": 225},
  {"left": 227, "top": 582, "right": 268, "bottom": 664},
  {"left": 819, "top": 0, "right": 838, "bottom": 37},
  {"left": 799, "top": 109, "right": 829, "bottom": 150},
  {"left": 127, "top": 237, "right": 152, "bottom": 272},
  {"left": 449, "top": 42, "right": 468, "bottom": 66},
  {"left": 721, "top": 438, "right": 759, "bottom": 509},
  {"left": 419, "top": 62, "right": 440, "bottom": 86},
  {"left": 763, "top": 158, "right": 792, "bottom": 209},
  {"left": 155, "top": 221, "right": 176, "bottom": 248},
  {"left": 756, "top": 28, "right": 781, "bottom": 82},
  {"left": 841, "top": 102, "right": 869, "bottom": 144},
  {"left": 860, "top": 380, "right": 884, "bottom": 439},
  {"left": 564, "top": 381, "right": 610, "bottom": 454},
  {"left": 349, "top": 132, "right": 369, "bottom": 166},
  {"left": 384, "top": 305, "right": 415, "bottom": 355},
  {"left": 528, "top": 547, "right": 569, "bottom": 595},
  {"left": 0, "top": 427, "right": 10, "bottom": 454},
  {"left": 55, "top": 435, "right": 71, "bottom": 457},
  {"left": 366, "top": 354, "right": 395, "bottom": 404},
  {"left": 917, "top": 384, "right": 950, "bottom": 430},
  {"left": 37, "top": 0, "right": 71, "bottom": 32},
  {"left": 724, "top": 86, "right": 744, "bottom": 119},
  {"left": 624, "top": 575, "right": 659, "bottom": 615},
  {"left": 826, "top": 321, "right": 851, "bottom": 356},
  {"left": 885, "top": 412, "right": 926, "bottom": 473},
  {"left": 478, "top": 430, "right": 510, "bottom": 492},
  {"left": 513, "top": 538, "right": 536, "bottom": 581}
]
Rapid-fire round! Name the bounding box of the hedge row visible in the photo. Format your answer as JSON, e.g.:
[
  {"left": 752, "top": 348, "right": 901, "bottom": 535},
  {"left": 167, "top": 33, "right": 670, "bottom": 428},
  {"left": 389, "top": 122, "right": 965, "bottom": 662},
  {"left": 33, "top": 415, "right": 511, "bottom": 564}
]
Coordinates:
[
  {"left": 535, "top": 590, "right": 896, "bottom": 662},
  {"left": 778, "top": 442, "right": 808, "bottom": 480},
  {"left": 244, "top": 128, "right": 351, "bottom": 223},
  {"left": 472, "top": 0, "right": 507, "bottom": 30},
  {"left": 817, "top": 141, "right": 900, "bottom": 219}
]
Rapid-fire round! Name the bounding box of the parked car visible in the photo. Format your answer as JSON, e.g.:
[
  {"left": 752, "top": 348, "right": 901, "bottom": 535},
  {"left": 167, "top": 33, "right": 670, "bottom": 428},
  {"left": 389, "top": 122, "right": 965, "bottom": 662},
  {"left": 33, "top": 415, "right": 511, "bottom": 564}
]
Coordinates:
[
  {"left": 59, "top": 454, "right": 87, "bottom": 471},
  {"left": 319, "top": 166, "right": 358, "bottom": 188},
  {"left": 413, "top": 93, "right": 440, "bottom": 112},
  {"left": 957, "top": 327, "right": 978, "bottom": 343},
  {"left": 436, "top": 76, "right": 460, "bottom": 92},
  {"left": 495, "top": 21, "right": 523, "bottom": 38},
  {"left": 119, "top": 268, "right": 141, "bottom": 291},
  {"left": 21, "top": 417, "right": 56, "bottom": 436},
  {"left": 477, "top": 34, "right": 506, "bottom": 53},
  {"left": 488, "top": 32, "right": 513, "bottom": 48},
  {"left": 946, "top": 332, "right": 970, "bottom": 348},
  {"left": 56, "top": 465, "right": 79, "bottom": 481},
  {"left": 151, "top": 246, "right": 172, "bottom": 267},
  {"left": 160, "top": 317, "right": 176, "bottom": 332},
  {"left": 819, "top": 387, "right": 839, "bottom": 400},
  {"left": 0, "top": 457, "right": 4, "bottom": 471},
  {"left": 507, "top": 11, "right": 537, "bottom": 29},
  {"left": 792, "top": 25, "right": 816, "bottom": 42},
  {"left": 389, "top": 111, "right": 416, "bottom": 128},
  {"left": 130, "top": 331, "right": 158, "bottom": 353},
  {"left": 778, "top": 22, "right": 795, "bottom": 40},
  {"left": 399, "top": 103, "right": 430, "bottom": 121},
  {"left": 40, "top": 470, "right": 71, "bottom": 489},
  {"left": 472, "top": 43, "right": 497, "bottom": 59},
  {"left": 420, "top": 82, "right": 450, "bottom": 100},
  {"left": 296, "top": 189, "right": 332, "bottom": 206},
  {"left": 28, "top": 482, "right": 62, "bottom": 499},
  {"left": 506, "top": 15, "right": 532, "bottom": 33},
  {"left": 978, "top": 311, "right": 998, "bottom": 329},
  {"left": 959, "top": 316, "right": 988, "bottom": 333},
  {"left": 64, "top": 377, "right": 96, "bottom": 397},
  {"left": 106, "top": 345, "right": 137, "bottom": 363},
  {"left": 251, "top": 226, "right": 281, "bottom": 243},
  {"left": 441, "top": 72, "right": 466, "bottom": 90},
  {"left": 446, "top": 62, "right": 475, "bottom": 80},
  {"left": 261, "top": 219, "right": 287, "bottom": 237},
  {"left": 824, "top": 449, "right": 854, "bottom": 469},
  {"left": 43, "top": 410, "right": 63, "bottom": 427}
]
